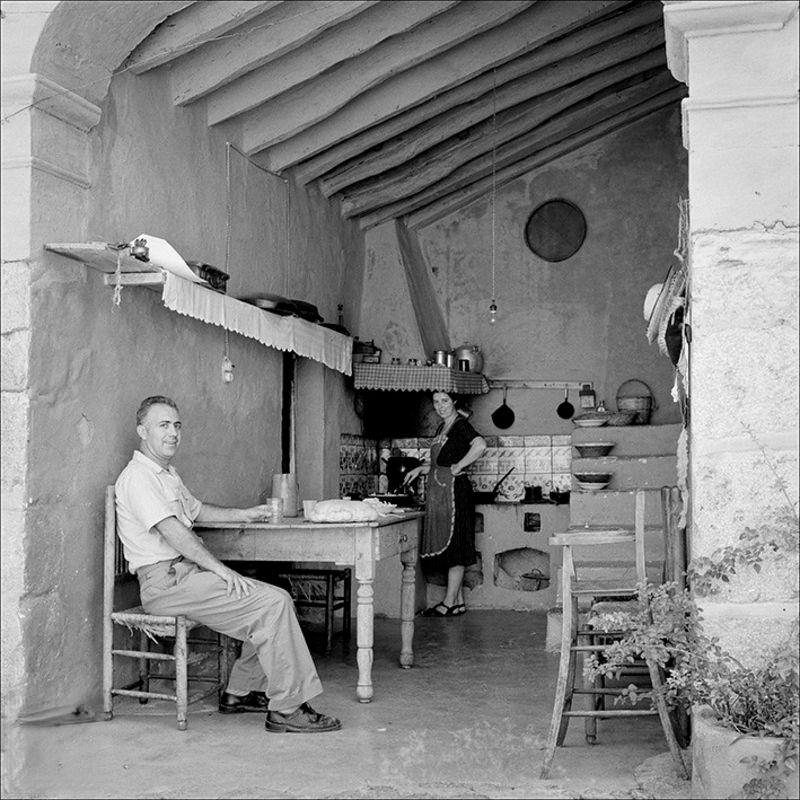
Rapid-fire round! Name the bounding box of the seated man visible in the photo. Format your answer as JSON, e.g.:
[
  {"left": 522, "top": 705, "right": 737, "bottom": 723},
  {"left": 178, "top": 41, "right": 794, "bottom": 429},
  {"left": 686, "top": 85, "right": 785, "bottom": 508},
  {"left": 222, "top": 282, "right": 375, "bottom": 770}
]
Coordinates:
[{"left": 115, "top": 395, "right": 340, "bottom": 733}]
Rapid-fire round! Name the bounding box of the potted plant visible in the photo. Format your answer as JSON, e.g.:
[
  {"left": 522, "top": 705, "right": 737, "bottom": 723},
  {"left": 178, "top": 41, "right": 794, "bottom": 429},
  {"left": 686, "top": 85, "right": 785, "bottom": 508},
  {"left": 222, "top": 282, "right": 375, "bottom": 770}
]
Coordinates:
[{"left": 584, "top": 519, "right": 799, "bottom": 799}]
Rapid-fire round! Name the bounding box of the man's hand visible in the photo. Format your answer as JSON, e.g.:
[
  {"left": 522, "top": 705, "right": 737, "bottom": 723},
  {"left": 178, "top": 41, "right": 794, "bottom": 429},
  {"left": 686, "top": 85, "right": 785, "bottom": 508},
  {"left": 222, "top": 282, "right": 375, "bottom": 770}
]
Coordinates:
[
  {"left": 216, "top": 564, "right": 257, "bottom": 599},
  {"left": 242, "top": 504, "right": 272, "bottom": 522}
]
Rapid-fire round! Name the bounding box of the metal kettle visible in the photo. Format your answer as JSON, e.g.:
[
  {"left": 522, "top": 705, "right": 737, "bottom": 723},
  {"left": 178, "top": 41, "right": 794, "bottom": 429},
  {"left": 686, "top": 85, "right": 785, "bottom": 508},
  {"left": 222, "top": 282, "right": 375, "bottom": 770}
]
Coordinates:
[{"left": 452, "top": 343, "right": 483, "bottom": 373}]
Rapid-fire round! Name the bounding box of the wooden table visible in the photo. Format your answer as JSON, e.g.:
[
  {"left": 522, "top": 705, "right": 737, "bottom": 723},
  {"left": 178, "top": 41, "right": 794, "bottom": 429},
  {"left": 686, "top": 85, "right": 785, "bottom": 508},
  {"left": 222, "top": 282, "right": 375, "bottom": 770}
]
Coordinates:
[{"left": 196, "top": 512, "right": 423, "bottom": 703}]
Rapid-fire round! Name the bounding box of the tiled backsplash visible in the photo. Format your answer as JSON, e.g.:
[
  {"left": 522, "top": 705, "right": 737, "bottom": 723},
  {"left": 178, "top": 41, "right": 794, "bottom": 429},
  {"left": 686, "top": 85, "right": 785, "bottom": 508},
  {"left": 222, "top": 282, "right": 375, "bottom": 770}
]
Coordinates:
[
  {"left": 340, "top": 433, "right": 572, "bottom": 500},
  {"left": 339, "top": 433, "right": 379, "bottom": 498}
]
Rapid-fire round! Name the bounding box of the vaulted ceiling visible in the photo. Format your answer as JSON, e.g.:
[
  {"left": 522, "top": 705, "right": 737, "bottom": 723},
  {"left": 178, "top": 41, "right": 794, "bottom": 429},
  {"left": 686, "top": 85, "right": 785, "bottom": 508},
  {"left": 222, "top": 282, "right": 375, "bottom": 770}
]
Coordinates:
[{"left": 125, "top": 0, "right": 685, "bottom": 230}]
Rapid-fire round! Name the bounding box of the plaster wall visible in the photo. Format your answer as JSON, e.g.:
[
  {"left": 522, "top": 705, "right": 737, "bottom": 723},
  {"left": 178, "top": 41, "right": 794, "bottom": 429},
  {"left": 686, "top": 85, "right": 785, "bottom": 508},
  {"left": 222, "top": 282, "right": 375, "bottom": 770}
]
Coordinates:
[
  {"left": 362, "top": 106, "right": 687, "bottom": 437},
  {"left": 2, "top": 54, "right": 363, "bottom": 730}
]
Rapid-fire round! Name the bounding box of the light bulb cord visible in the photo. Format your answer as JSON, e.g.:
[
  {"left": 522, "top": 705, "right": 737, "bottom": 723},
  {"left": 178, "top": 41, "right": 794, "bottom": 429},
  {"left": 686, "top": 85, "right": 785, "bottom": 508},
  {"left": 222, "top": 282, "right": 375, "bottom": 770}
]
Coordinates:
[{"left": 490, "top": 69, "right": 498, "bottom": 322}]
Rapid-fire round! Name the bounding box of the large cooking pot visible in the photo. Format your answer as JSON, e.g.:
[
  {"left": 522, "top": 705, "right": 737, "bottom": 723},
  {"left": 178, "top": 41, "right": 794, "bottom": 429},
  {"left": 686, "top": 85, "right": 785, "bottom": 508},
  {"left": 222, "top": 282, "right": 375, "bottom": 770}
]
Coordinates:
[
  {"left": 385, "top": 455, "right": 421, "bottom": 493},
  {"left": 452, "top": 343, "right": 483, "bottom": 373}
]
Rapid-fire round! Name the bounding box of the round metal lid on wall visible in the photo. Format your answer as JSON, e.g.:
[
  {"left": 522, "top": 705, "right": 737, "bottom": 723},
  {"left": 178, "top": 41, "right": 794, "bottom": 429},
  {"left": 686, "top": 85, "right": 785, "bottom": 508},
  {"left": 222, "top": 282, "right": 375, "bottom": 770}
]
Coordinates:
[{"left": 524, "top": 198, "right": 587, "bottom": 262}]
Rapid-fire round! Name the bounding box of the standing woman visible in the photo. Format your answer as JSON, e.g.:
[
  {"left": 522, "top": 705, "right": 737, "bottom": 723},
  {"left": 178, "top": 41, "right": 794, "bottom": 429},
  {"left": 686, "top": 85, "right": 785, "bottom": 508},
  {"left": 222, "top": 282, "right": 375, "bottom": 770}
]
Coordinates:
[{"left": 403, "top": 391, "right": 487, "bottom": 617}]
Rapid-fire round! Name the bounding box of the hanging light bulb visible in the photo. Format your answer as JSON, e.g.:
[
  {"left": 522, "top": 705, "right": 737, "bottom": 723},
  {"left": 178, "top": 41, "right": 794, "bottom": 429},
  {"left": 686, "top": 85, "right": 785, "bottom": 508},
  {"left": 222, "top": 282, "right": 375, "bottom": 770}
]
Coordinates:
[{"left": 488, "top": 70, "right": 498, "bottom": 325}]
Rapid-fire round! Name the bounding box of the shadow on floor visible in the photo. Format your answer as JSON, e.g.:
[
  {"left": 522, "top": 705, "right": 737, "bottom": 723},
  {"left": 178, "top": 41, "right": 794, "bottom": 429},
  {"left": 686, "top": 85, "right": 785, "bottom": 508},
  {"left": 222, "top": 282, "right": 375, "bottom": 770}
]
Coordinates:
[{"left": 7, "top": 611, "right": 690, "bottom": 799}]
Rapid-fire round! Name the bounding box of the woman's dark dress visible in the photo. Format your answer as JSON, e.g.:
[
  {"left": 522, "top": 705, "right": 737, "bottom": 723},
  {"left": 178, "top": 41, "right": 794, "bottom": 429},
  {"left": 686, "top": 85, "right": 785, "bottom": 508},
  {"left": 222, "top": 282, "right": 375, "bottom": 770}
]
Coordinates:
[{"left": 420, "top": 416, "right": 479, "bottom": 570}]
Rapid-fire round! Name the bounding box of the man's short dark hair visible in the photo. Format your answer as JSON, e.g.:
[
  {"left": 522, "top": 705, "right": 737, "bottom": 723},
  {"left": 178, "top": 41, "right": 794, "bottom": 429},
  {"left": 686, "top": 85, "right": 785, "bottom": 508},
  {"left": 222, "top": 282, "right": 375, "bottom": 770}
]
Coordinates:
[{"left": 136, "top": 396, "right": 179, "bottom": 426}]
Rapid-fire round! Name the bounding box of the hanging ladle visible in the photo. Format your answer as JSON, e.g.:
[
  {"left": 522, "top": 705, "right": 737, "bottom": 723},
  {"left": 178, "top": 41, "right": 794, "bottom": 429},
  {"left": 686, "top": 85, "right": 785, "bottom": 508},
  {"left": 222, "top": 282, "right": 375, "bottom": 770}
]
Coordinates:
[
  {"left": 556, "top": 387, "right": 575, "bottom": 420},
  {"left": 491, "top": 385, "right": 515, "bottom": 429}
]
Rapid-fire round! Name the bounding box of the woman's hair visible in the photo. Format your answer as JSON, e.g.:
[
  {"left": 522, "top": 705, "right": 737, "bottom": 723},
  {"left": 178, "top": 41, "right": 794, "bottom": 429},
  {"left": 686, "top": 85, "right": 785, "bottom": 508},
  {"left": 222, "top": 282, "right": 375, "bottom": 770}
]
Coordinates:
[
  {"left": 432, "top": 390, "right": 470, "bottom": 414},
  {"left": 136, "top": 395, "right": 179, "bottom": 426}
]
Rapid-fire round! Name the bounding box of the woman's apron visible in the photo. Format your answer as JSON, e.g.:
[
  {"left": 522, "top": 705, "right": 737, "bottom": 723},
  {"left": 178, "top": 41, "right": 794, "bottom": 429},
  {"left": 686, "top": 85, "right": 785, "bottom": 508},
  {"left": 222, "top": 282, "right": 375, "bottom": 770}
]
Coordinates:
[{"left": 420, "top": 436, "right": 455, "bottom": 558}]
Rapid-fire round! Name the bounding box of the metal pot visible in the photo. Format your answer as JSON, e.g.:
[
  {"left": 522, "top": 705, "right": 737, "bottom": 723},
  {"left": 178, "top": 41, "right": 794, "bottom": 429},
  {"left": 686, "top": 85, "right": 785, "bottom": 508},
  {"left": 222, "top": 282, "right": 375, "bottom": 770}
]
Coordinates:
[
  {"left": 385, "top": 456, "right": 421, "bottom": 493},
  {"left": 452, "top": 343, "right": 483, "bottom": 373},
  {"left": 432, "top": 350, "right": 449, "bottom": 366}
]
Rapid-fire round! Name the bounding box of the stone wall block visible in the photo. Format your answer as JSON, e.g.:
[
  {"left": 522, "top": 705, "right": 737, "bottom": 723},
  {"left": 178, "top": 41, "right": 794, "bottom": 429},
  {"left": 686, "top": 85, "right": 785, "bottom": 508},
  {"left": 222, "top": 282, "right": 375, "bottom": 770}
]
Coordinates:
[
  {"left": 688, "top": 101, "right": 798, "bottom": 151},
  {"left": 0, "top": 393, "right": 29, "bottom": 495},
  {"left": 0, "top": 329, "right": 30, "bottom": 391},
  {"left": 0, "top": 261, "right": 31, "bottom": 332},
  {"left": 688, "top": 13, "right": 799, "bottom": 100},
  {"left": 697, "top": 555, "right": 799, "bottom": 605},
  {"left": 689, "top": 144, "right": 799, "bottom": 230},
  {"left": 697, "top": 602, "right": 797, "bottom": 667},
  {"left": 691, "top": 448, "right": 799, "bottom": 549},
  {"left": 690, "top": 328, "right": 798, "bottom": 439},
  {"left": 1, "top": 165, "right": 33, "bottom": 262}
]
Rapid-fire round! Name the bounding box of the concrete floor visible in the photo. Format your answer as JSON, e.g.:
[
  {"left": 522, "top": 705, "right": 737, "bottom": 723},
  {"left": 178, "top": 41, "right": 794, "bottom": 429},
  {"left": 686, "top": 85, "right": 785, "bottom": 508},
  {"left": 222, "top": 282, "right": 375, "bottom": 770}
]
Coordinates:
[{"left": 7, "top": 611, "right": 690, "bottom": 799}]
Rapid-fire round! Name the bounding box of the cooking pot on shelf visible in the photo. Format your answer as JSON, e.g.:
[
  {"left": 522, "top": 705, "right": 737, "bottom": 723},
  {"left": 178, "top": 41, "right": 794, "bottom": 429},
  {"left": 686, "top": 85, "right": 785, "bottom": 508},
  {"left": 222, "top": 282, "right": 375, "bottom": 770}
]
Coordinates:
[
  {"left": 385, "top": 455, "right": 421, "bottom": 493},
  {"left": 452, "top": 343, "right": 483, "bottom": 373}
]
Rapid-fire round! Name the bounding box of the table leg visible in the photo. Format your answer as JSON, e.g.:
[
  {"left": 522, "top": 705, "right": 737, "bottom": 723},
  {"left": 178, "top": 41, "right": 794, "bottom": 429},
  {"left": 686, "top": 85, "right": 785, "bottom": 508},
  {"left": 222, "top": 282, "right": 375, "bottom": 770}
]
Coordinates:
[
  {"left": 399, "top": 543, "right": 417, "bottom": 669},
  {"left": 355, "top": 533, "right": 375, "bottom": 703}
]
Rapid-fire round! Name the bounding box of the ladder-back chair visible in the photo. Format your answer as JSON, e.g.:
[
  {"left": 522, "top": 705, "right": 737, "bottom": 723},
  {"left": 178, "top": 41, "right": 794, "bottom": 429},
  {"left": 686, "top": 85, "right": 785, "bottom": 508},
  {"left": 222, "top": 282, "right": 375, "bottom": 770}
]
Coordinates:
[
  {"left": 540, "top": 489, "right": 689, "bottom": 779},
  {"left": 102, "top": 486, "right": 231, "bottom": 730}
]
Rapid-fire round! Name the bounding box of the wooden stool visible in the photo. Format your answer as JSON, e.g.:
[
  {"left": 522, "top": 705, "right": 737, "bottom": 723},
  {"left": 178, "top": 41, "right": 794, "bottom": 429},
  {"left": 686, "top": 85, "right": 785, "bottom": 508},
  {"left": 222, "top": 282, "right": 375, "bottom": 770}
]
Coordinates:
[
  {"left": 279, "top": 568, "right": 352, "bottom": 656},
  {"left": 539, "top": 490, "right": 688, "bottom": 779}
]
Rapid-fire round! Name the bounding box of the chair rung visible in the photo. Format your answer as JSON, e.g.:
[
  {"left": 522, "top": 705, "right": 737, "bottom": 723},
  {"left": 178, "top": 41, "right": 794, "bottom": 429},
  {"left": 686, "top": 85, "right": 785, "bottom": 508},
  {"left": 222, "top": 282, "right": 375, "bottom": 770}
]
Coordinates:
[
  {"left": 113, "top": 688, "right": 176, "bottom": 702},
  {"left": 563, "top": 709, "right": 657, "bottom": 717},
  {"left": 571, "top": 644, "right": 619, "bottom": 651},
  {"left": 572, "top": 687, "right": 629, "bottom": 695},
  {"left": 112, "top": 648, "right": 176, "bottom": 661},
  {"left": 577, "top": 629, "right": 627, "bottom": 636}
]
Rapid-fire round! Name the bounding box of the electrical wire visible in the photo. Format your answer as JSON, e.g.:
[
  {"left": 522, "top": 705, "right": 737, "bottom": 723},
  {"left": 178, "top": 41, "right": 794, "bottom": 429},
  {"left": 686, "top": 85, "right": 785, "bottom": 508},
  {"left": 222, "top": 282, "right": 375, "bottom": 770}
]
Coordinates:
[{"left": 489, "top": 69, "right": 498, "bottom": 325}]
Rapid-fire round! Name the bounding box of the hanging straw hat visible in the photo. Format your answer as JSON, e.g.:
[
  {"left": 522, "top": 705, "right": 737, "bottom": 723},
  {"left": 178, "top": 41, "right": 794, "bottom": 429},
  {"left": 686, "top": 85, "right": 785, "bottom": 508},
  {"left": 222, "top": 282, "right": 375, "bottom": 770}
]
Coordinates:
[{"left": 645, "top": 262, "right": 687, "bottom": 356}]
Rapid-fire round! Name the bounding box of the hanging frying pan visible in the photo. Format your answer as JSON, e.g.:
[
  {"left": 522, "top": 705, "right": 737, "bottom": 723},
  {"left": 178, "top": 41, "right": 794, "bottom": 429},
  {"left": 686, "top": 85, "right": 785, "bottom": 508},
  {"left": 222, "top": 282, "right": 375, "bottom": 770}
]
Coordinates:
[
  {"left": 491, "top": 386, "right": 515, "bottom": 429},
  {"left": 556, "top": 388, "right": 575, "bottom": 420}
]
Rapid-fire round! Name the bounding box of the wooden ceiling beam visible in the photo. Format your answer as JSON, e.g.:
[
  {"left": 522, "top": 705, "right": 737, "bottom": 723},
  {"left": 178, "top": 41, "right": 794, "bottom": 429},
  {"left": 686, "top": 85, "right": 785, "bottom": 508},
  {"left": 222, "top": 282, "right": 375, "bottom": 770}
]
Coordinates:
[
  {"left": 261, "top": 0, "right": 633, "bottom": 173},
  {"left": 357, "top": 78, "right": 683, "bottom": 229},
  {"left": 124, "top": 1, "right": 279, "bottom": 74},
  {"left": 296, "top": 1, "right": 660, "bottom": 185},
  {"left": 170, "top": 0, "right": 378, "bottom": 106},
  {"left": 401, "top": 87, "right": 685, "bottom": 231},
  {"left": 320, "top": 23, "right": 665, "bottom": 197},
  {"left": 206, "top": 0, "right": 460, "bottom": 127},
  {"left": 242, "top": 0, "right": 534, "bottom": 155},
  {"left": 339, "top": 52, "right": 667, "bottom": 217}
]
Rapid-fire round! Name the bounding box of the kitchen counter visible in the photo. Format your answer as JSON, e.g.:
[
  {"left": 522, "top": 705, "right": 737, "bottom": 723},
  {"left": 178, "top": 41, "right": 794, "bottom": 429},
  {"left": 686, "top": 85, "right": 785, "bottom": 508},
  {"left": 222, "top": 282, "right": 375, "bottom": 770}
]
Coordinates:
[{"left": 196, "top": 512, "right": 423, "bottom": 703}]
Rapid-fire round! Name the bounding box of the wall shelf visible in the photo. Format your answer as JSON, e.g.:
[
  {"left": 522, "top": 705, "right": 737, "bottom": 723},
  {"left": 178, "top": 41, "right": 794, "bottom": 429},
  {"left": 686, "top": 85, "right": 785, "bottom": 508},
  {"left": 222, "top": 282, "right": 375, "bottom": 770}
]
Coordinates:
[{"left": 45, "top": 241, "right": 353, "bottom": 375}]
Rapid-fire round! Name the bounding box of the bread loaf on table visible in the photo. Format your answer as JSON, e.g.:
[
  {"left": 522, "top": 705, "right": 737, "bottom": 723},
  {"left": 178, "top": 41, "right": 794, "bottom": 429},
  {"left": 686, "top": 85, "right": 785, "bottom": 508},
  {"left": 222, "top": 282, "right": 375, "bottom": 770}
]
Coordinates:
[{"left": 307, "top": 499, "right": 379, "bottom": 523}]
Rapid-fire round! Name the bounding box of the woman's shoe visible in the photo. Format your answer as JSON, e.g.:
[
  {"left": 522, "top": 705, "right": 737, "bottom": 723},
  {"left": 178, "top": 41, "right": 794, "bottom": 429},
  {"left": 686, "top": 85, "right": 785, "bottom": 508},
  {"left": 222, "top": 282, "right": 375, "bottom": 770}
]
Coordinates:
[
  {"left": 451, "top": 603, "right": 466, "bottom": 616},
  {"left": 420, "top": 602, "right": 457, "bottom": 617}
]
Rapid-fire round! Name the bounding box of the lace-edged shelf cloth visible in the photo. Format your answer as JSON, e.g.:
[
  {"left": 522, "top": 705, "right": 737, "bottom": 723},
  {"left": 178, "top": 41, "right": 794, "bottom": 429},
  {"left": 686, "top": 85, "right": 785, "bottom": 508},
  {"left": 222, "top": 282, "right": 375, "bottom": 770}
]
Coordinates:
[
  {"left": 352, "top": 363, "right": 489, "bottom": 394},
  {"left": 45, "top": 242, "right": 352, "bottom": 376}
]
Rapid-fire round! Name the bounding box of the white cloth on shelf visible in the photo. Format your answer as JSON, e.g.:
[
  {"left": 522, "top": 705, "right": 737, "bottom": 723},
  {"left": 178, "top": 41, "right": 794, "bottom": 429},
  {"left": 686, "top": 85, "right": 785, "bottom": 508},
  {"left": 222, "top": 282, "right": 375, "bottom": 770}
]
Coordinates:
[
  {"left": 129, "top": 234, "right": 204, "bottom": 284},
  {"left": 161, "top": 273, "right": 352, "bottom": 375}
]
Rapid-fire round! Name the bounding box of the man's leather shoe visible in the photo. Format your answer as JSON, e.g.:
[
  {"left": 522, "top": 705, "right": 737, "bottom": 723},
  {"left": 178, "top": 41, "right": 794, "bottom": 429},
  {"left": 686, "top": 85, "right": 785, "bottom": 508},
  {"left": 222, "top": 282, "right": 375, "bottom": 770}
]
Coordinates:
[
  {"left": 264, "top": 703, "right": 342, "bottom": 733},
  {"left": 218, "top": 690, "right": 269, "bottom": 714}
]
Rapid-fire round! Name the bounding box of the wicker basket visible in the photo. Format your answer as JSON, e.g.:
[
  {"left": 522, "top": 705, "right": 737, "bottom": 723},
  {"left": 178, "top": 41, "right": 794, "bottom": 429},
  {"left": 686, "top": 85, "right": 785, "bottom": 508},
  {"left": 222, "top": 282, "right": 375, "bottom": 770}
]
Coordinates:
[
  {"left": 607, "top": 410, "right": 637, "bottom": 426},
  {"left": 616, "top": 379, "right": 653, "bottom": 425}
]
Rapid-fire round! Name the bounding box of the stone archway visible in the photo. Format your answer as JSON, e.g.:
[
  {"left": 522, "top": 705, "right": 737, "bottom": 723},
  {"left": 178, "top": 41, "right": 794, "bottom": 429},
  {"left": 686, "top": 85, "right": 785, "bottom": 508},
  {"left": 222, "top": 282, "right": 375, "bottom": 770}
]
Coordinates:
[{"left": 1, "top": 2, "right": 188, "bottom": 787}]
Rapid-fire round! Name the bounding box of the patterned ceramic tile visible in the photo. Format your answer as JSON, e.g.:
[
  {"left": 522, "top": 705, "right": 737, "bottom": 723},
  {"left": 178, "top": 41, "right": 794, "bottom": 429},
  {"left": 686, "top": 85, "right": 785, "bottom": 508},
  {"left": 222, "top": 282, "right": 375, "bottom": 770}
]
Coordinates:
[
  {"left": 498, "top": 475, "right": 525, "bottom": 501},
  {"left": 418, "top": 437, "right": 433, "bottom": 449},
  {"left": 474, "top": 456, "right": 498, "bottom": 474},
  {"left": 524, "top": 472, "right": 551, "bottom": 490},
  {"left": 400, "top": 448, "right": 420, "bottom": 460},
  {"left": 378, "top": 475, "right": 389, "bottom": 493},
  {"left": 497, "top": 436, "right": 525, "bottom": 446},
  {"left": 552, "top": 446, "right": 572, "bottom": 471},
  {"left": 483, "top": 435, "right": 499, "bottom": 447},
  {"left": 393, "top": 438, "right": 418, "bottom": 448},
  {"left": 525, "top": 454, "right": 552, "bottom": 473},
  {"left": 524, "top": 435, "right": 551, "bottom": 446},
  {"left": 470, "top": 473, "right": 497, "bottom": 492},
  {"left": 552, "top": 434, "right": 571, "bottom": 446},
  {"left": 552, "top": 472, "right": 572, "bottom": 492},
  {"left": 379, "top": 438, "right": 392, "bottom": 449}
]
